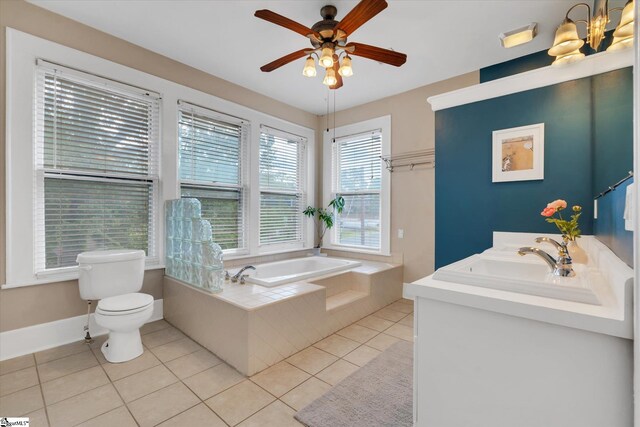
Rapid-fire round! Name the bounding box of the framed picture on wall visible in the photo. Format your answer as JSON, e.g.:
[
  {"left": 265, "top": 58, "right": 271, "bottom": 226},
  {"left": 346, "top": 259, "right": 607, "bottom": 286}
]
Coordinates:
[{"left": 492, "top": 123, "right": 544, "bottom": 183}]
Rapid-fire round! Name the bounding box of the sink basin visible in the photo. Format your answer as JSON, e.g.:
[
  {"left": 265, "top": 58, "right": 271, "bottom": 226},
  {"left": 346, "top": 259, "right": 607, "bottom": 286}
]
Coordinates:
[{"left": 432, "top": 255, "right": 600, "bottom": 305}]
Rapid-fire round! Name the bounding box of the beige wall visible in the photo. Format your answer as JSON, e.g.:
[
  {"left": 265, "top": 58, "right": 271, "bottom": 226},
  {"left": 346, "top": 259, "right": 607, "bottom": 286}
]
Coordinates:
[
  {"left": 0, "top": 0, "right": 477, "bottom": 333},
  {"left": 318, "top": 73, "right": 479, "bottom": 282},
  {"left": 0, "top": 0, "right": 317, "bottom": 332}
]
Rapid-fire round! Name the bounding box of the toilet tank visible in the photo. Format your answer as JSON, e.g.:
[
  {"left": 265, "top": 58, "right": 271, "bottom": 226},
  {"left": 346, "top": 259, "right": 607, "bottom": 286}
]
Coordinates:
[{"left": 76, "top": 249, "right": 146, "bottom": 300}]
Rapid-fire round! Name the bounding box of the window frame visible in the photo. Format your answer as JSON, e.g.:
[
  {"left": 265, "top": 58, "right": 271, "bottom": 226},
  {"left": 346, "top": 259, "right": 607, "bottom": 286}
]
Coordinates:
[
  {"left": 33, "top": 60, "right": 161, "bottom": 276},
  {"left": 258, "top": 125, "right": 308, "bottom": 251},
  {"left": 4, "top": 28, "right": 316, "bottom": 288},
  {"left": 177, "top": 101, "right": 249, "bottom": 256},
  {"left": 323, "top": 116, "right": 391, "bottom": 255}
]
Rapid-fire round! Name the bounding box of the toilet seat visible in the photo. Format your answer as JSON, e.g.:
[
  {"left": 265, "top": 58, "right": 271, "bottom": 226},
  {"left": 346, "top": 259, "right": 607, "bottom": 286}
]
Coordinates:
[{"left": 97, "top": 293, "right": 153, "bottom": 316}]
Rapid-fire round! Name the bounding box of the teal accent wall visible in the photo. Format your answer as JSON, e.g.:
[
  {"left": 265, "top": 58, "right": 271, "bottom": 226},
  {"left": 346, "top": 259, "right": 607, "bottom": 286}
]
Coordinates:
[
  {"left": 435, "top": 67, "right": 633, "bottom": 269},
  {"left": 592, "top": 68, "right": 634, "bottom": 194}
]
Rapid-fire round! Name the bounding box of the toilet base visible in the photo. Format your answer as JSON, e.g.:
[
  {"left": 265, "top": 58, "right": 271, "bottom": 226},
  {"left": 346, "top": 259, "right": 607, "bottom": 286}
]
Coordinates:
[{"left": 101, "top": 329, "right": 144, "bottom": 363}]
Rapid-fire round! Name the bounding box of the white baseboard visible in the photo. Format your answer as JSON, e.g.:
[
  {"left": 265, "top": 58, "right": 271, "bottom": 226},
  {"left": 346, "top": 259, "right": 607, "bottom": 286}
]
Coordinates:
[{"left": 0, "top": 299, "right": 163, "bottom": 361}]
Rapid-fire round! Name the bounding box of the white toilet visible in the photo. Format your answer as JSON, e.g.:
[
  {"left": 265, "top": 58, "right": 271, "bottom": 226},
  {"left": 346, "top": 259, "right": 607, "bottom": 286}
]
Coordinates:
[{"left": 77, "top": 249, "right": 154, "bottom": 363}]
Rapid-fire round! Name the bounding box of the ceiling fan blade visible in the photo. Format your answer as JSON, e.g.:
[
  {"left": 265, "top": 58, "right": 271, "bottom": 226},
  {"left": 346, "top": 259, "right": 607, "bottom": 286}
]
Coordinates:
[
  {"left": 335, "top": 0, "right": 387, "bottom": 37},
  {"left": 260, "top": 49, "right": 309, "bottom": 72},
  {"left": 345, "top": 42, "right": 407, "bottom": 67},
  {"left": 255, "top": 9, "right": 321, "bottom": 41},
  {"left": 330, "top": 54, "right": 343, "bottom": 90}
]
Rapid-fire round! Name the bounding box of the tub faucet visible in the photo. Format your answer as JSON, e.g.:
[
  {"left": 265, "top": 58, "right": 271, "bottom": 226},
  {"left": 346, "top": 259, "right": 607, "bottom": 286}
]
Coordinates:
[
  {"left": 231, "top": 265, "right": 255, "bottom": 283},
  {"left": 517, "top": 247, "right": 575, "bottom": 277}
]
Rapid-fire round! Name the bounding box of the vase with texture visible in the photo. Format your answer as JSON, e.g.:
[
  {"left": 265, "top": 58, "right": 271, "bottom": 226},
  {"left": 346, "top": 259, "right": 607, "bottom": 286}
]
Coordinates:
[{"left": 566, "top": 238, "right": 588, "bottom": 264}]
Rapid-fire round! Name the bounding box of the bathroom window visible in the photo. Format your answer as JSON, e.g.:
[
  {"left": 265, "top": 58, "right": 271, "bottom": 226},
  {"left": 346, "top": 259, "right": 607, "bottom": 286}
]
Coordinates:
[
  {"left": 178, "top": 102, "right": 248, "bottom": 253},
  {"left": 259, "top": 127, "right": 307, "bottom": 248},
  {"left": 325, "top": 116, "right": 391, "bottom": 255},
  {"left": 34, "top": 61, "right": 161, "bottom": 271}
]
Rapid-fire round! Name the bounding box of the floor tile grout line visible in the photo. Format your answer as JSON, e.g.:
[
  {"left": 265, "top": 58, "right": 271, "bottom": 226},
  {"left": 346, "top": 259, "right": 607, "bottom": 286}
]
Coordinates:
[
  {"left": 152, "top": 401, "right": 203, "bottom": 427},
  {"left": 153, "top": 346, "right": 235, "bottom": 427},
  {"left": 32, "top": 353, "right": 51, "bottom": 427},
  {"left": 206, "top": 381, "right": 276, "bottom": 427},
  {"left": 112, "top": 365, "right": 181, "bottom": 404},
  {"left": 77, "top": 352, "right": 140, "bottom": 427},
  {"left": 161, "top": 400, "right": 232, "bottom": 427},
  {"left": 34, "top": 344, "right": 93, "bottom": 366},
  {"left": 0, "top": 365, "right": 39, "bottom": 399}
]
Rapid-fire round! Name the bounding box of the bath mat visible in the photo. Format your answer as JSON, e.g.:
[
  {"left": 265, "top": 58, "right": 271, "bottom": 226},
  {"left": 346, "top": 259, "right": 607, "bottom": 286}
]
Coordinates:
[{"left": 295, "top": 340, "right": 413, "bottom": 427}]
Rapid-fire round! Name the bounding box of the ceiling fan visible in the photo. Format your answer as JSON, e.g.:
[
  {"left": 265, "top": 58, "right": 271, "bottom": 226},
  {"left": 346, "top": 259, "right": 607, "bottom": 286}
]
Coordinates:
[{"left": 255, "top": 0, "right": 407, "bottom": 90}]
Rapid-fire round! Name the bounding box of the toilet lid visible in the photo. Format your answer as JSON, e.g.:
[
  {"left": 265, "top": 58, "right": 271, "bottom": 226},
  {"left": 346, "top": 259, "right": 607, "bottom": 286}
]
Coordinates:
[{"left": 98, "top": 293, "right": 153, "bottom": 312}]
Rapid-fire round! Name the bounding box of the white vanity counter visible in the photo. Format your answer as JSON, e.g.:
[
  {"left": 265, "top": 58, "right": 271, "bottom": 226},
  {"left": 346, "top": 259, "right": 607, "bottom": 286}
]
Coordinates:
[
  {"left": 404, "top": 232, "right": 634, "bottom": 427},
  {"left": 405, "top": 232, "right": 633, "bottom": 338}
]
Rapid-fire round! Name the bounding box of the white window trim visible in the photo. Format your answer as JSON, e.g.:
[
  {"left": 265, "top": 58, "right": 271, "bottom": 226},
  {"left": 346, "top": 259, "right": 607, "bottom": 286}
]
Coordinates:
[
  {"left": 33, "top": 60, "right": 162, "bottom": 273},
  {"left": 258, "top": 125, "right": 309, "bottom": 252},
  {"left": 177, "top": 101, "right": 251, "bottom": 256},
  {"left": 322, "top": 116, "right": 391, "bottom": 256},
  {"left": 5, "top": 28, "right": 315, "bottom": 288}
]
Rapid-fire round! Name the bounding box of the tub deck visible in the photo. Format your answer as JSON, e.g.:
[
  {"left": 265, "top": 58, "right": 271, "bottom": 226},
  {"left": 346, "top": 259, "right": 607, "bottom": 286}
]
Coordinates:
[{"left": 163, "top": 258, "right": 403, "bottom": 375}]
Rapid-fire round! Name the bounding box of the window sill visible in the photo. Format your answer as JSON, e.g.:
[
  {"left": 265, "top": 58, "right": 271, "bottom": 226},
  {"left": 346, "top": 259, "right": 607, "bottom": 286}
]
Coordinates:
[
  {"left": 224, "top": 246, "right": 313, "bottom": 262},
  {"left": 2, "top": 263, "right": 165, "bottom": 290},
  {"left": 321, "top": 244, "right": 391, "bottom": 257}
]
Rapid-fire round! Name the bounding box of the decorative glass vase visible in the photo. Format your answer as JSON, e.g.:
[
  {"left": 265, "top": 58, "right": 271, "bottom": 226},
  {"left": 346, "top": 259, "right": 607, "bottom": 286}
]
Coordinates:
[{"left": 566, "top": 239, "right": 588, "bottom": 264}]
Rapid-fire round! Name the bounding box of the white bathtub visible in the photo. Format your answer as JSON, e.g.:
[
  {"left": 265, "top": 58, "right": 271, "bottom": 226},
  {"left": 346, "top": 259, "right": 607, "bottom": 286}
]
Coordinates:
[{"left": 235, "top": 256, "right": 361, "bottom": 287}]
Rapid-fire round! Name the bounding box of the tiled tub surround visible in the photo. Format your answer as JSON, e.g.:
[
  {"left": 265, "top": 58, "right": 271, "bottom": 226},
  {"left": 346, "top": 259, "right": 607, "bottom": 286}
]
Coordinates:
[
  {"left": 0, "top": 299, "right": 414, "bottom": 426},
  {"left": 164, "top": 260, "right": 403, "bottom": 375}
]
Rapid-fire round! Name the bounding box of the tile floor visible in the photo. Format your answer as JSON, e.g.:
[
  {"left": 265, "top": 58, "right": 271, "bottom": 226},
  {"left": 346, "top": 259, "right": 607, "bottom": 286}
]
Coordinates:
[{"left": 0, "top": 298, "right": 414, "bottom": 427}]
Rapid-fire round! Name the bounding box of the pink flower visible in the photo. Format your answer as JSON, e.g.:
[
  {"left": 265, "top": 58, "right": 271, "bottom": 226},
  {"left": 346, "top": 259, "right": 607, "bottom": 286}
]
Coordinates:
[
  {"left": 547, "top": 199, "right": 567, "bottom": 210},
  {"left": 541, "top": 207, "right": 556, "bottom": 217}
]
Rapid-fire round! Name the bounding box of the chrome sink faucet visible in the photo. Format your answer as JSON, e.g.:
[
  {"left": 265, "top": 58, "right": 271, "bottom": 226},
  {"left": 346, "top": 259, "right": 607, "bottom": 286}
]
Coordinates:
[
  {"left": 518, "top": 240, "right": 575, "bottom": 277},
  {"left": 535, "top": 237, "right": 565, "bottom": 252},
  {"left": 230, "top": 265, "right": 255, "bottom": 283}
]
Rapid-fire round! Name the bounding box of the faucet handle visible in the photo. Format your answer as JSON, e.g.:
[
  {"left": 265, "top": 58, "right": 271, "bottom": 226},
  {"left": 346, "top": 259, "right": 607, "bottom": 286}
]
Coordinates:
[
  {"left": 224, "top": 270, "right": 231, "bottom": 281},
  {"left": 239, "top": 274, "right": 248, "bottom": 285}
]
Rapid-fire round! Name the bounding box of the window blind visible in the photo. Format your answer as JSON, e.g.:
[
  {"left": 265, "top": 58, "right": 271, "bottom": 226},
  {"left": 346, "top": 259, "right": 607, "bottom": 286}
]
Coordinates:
[
  {"left": 178, "top": 102, "right": 248, "bottom": 251},
  {"left": 34, "top": 61, "right": 160, "bottom": 271},
  {"left": 333, "top": 130, "right": 382, "bottom": 250},
  {"left": 259, "top": 127, "right": 306, "bottom": 246}
]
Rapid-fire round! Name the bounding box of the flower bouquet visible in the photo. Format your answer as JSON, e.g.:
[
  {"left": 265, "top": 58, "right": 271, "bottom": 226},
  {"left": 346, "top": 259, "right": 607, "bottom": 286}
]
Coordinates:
[{"left": 540, "top": 199, "right": 582, "bottom": 241}]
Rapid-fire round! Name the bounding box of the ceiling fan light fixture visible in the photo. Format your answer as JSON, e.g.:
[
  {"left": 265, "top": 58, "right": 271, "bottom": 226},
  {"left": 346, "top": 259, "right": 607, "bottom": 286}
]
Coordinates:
[
  {"left": 323, "top": 68, "right": 338, "bottom": 86},
  {"left": 302, "top": 56, "right": 317, "bottom": 77},
  {"left": 319, "top": 46, "right": 335, "bottom": 68},
  {"left": 499, "top": 23, "right": 538, "bottom": 48},
  {"left": 338, "top": 55, "right": 354, "bottom": 77}
]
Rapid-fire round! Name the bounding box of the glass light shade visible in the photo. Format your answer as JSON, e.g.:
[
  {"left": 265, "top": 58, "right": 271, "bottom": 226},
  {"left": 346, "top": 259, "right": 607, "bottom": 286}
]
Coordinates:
[
  {"left": 319, "top": 47, "right": 334, "bottom": 68},
  {"left": 613, "top": 1, "right": 634, "bottom": 38},
  {"left": 302, "top": 56, "right": 317, "bottom": 77},
  {"left": 607, "top": 35, "right": 634, "bottom": 51},
  {"left": 338, "top": 56, "right": 354, "bottom": 77},
  {"left": 548, "top": 20, "right": 584, "bottom": 57},
  {"left": 322, "top": 68, "right": 337, "bottom": 86},
  {"left": 499, "top": 23, "right": 538, "bottom": 48},
  {"left": 551, "top": 48, "right": 585, "bottom": 66}
]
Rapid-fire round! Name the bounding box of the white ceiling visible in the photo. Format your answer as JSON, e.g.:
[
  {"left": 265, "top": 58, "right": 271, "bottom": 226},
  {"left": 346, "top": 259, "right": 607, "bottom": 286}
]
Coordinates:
[{"left": 28, "top": 0, "right": 623, "bottom": 115}]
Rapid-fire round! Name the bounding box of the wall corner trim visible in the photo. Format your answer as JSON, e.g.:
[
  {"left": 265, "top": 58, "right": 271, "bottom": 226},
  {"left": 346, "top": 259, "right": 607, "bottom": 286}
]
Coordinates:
[
  {"left": 0, "top": 299, "right": 164, "bottom": 361},
  {"left": 428, "top": 49, "right": 633, "bottom": 111}
]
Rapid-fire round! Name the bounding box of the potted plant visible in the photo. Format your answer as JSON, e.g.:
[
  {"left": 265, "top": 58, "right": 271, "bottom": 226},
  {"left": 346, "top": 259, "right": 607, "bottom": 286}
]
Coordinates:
[{"left": 303, "top": 196, "right": 345, "bottom": 255}]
